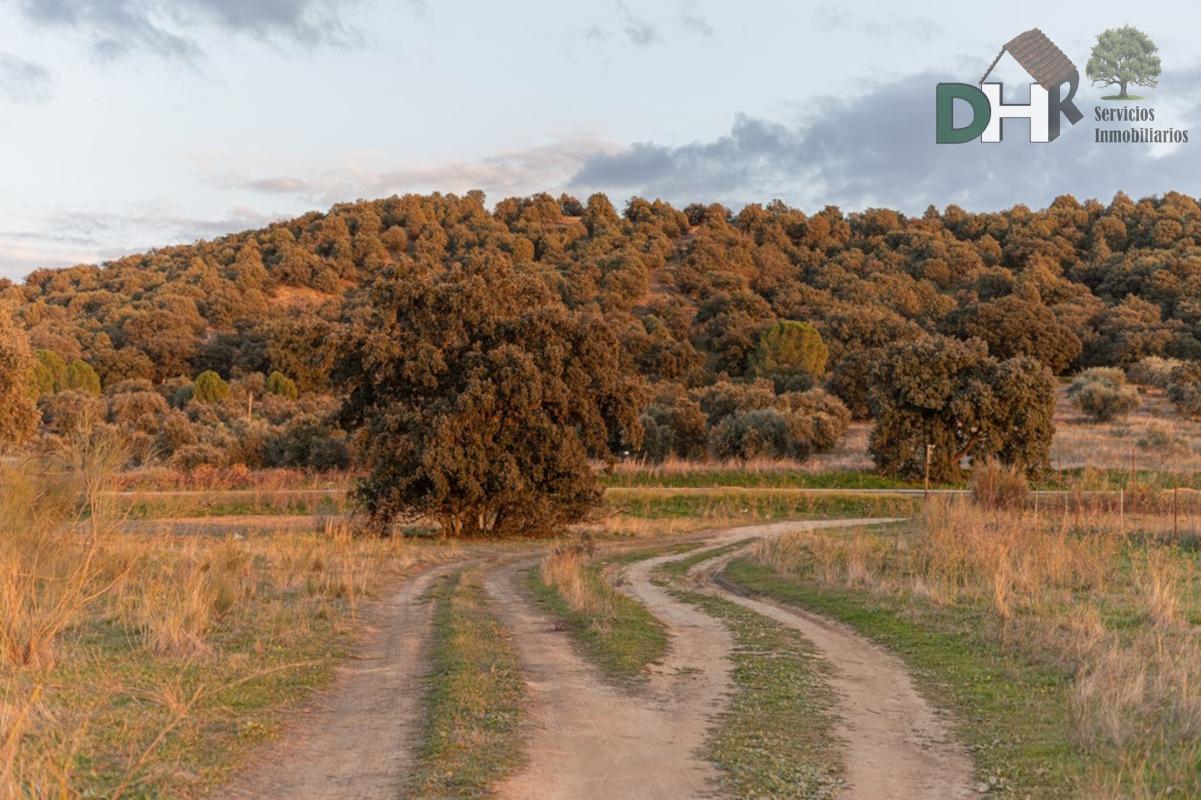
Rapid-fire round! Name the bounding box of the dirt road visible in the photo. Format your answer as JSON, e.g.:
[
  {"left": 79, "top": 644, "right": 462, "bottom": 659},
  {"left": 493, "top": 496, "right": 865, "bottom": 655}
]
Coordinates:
[
  {"left": 681, "top": 529, "right": 976, "bottom": 800},
  {"left": 221, "top": 565, "right": 455, "bottom": 800},
  {"left": 223, "top": 519, "right": 975, "bottom": 799}
]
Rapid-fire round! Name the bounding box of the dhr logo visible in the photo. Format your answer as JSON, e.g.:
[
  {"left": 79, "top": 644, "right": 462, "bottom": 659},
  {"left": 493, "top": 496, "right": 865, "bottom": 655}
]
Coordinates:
[{"left": 936, "top": 28, "right": 1083, "bottom": 143}]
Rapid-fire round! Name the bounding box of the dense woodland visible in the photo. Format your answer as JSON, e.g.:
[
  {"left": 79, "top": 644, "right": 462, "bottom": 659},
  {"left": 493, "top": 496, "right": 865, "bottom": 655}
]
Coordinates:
[{"left": 3, "top": 190, "right": 1201, "bottom": 479}]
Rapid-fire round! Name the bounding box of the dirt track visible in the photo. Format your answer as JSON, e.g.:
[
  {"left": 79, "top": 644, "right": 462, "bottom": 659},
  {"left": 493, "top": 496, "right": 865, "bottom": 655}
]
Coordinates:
[
  {"left": 221, "top": 565, "right": 455, "bottom": 800},
  {"left": 223, "top": 520, "right": 975, "bottom": 799}
]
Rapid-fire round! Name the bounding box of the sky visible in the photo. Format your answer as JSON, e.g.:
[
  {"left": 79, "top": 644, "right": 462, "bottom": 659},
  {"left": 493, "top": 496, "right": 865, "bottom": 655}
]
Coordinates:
[{"left": 3, "top": 0, "right": 1201, "bottom": 280}]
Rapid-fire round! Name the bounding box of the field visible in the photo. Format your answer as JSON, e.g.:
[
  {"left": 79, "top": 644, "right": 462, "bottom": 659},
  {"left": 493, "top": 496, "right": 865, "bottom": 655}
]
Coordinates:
[{"left": 2, "top": 381, "right": 1200, "bottom": 800}]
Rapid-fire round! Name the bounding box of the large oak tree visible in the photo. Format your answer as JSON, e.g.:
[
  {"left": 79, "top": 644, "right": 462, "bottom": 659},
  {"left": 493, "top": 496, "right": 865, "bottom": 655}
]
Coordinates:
[{"left": 338, "top": 253, "right": 643, "bottom": 536}]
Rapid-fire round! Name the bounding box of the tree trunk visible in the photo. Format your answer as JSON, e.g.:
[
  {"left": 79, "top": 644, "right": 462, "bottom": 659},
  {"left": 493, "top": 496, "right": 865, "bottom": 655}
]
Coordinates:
[{"left": 1119, "top": 79, "right": 1128, "bottom": 99}]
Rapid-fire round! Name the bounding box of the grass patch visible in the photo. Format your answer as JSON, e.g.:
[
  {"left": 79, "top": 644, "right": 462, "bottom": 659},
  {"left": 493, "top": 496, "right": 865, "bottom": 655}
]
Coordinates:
[
  {"left": 409, "top": 570, "right": 526, "bottom": 799},
  {"left": 603, "top": 468, "right": 925, "bottom": 490},
  {"left": 719, "top": 557, "right": 1089, "bottom": 798},
  {"left": 526, "top": 546, "right": 670, "bottom": 685},
  {"left": 604, "top": 489, "right": 919, "bottom": 522},
  {"left": 660, "top": 566, "right": 844, "bottom": 799}
]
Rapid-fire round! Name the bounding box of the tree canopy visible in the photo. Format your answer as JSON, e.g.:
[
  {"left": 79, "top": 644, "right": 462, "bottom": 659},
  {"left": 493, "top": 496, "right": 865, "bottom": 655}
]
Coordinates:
[
  {"left": 1086, "top": 26, "right": 1161, "bottom": 99},
  {"left": 5, "top": 189, "right": 1201, "bottom": 483},
  {"left": 868, "top": 336, "right": 1055, "bottom": 481},
  {"left": 337, "top": 254, "right": 644, "bottom": 536}
]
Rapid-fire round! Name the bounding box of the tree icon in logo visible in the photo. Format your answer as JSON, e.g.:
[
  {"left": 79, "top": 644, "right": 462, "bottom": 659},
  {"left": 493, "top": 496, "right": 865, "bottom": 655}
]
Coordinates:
[{"left": 1086, "top": 26, "right": 1161, "bottom": 101}]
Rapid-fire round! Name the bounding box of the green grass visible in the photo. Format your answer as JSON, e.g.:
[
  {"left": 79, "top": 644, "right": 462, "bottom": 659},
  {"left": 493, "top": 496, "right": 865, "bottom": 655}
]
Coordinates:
[
  {"left": 525, "top": 550, "right": 672, "bottom": 685},
  {"left": 409, "top": 570, "right": 527, "bottom": 799},
  {"left": 1101, "top": 94, "right": 1145, "bottom": 101},
  {"left": 658, "top": 563, "right": 844, "bottom": 799},
  {"left": 718, "top": 557, "right": 1093, "bottom": 798},
  {"left": 604, "top": 490, "right": 920, "bottom": 521},
  {"left": 603, "top": 468, "right": 927, "bottom": 490}
]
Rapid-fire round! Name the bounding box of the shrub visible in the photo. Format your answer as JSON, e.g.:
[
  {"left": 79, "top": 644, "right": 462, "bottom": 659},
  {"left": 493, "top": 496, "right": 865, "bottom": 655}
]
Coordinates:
[
  {"left": 970, "top": 459, "right": 1029, "bottom": 510},
  {"left": 709, "top": 409, "right": 792, "bottom": 459},
  {"left": 1166, "top": 363, "right": 1201, "bottom": 418},
  {"left": 65, "top": 359, "right": 101, "bottom": 395},
  {"left": 1127, "top": 356, "right": 1184, "bottom": 389},
  {"left": 748, "top": 320, "right": 828, "bottom": 390},
  {"left": 32, "top": 349, "right": 67, "bottom": 395},
  {"left": 692, "top": 379, "right": 776, "bottom": 425},
  {"left": 38, "top": 391, "right": 107, "bottom": 437},
  {"left": 193, "top": 370, "right": 230, "bottom": 404},
  {"left": 1136, "top": 422, "right": 1189, "bottom": 455},
  {"left": 168, "top": 444, "right": 226, "bottom": 471},
  {"left": 776, "top": 389, "right": 851, "bottom": 457},
  {"left": 1067, "top": 367, "right": 1140, "bottom": 422},
  {"left": 263, "top": 416, "right": 349, "bottom": 470},
  {"left": 266, "top": 370, "right": 299, "bottom": 400},
  {"left": 109, "top": 390, "right": 169, "bottom": 433},
  {"left": 827, "top": 349, "right": 879, "bottom": 420},
  {"left": 637, "top": 385, "right": 708, "bottom": 461},
  {"left": 0, "top": 310, "right": 39, "bottom": 449}
]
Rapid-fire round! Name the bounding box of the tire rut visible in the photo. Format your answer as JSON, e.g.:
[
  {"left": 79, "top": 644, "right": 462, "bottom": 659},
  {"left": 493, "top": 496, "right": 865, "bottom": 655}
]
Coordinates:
[
  {"left": 221, "top": 563, "right": 460, "bottom": 800},
  {"left": 675, "top": 521, "right": 976, "bottom": 800},
  {"left": 482, "top": 558, "right": 727, "bottom": 800}
]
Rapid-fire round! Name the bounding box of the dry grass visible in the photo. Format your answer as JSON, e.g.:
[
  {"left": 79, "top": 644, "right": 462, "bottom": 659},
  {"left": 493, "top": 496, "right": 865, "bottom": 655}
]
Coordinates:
[
  {"left": 0, "top": 456, "right": 450, "bottom": 799},
  {"left": 1050, "top": 385, "right": 1201, "bottom": 474},
  {"left": 537, "top": 538, "right": 614, "bottom": 624},
  {"left": 753, "top": 499, "right": 1201, "bottom": 797}
]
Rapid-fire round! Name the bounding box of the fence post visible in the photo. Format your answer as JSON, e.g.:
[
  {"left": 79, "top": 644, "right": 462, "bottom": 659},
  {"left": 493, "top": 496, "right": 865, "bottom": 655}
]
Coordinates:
[{"left": 924, "top": 444, "right": 933, "bottom": 500}]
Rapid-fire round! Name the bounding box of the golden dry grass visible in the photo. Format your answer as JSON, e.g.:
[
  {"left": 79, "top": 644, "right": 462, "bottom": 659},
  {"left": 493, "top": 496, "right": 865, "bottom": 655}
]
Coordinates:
[
  {"left": 0, "top": 456, "right": 450, "bottom": 800},
  {"left": 753, "top": 499, "right": 1201, "bottom": 797}
]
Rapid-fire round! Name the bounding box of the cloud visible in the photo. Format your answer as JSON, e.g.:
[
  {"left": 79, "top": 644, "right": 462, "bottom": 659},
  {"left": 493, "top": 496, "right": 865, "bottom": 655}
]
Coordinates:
[
  {"left": 568, "top": 68, "right": 1201, "bottom": 212},
  {"left": 677, "top": 1, "right": 712, "bottom": 37},
  {"left": 229, "top": 135, "right": 621, "bottom": 206},
  {"left": 0, "top": 204, "right": 283, "bottom": 280},
  {"left": 16, "top": 0, "right": 363, "bottom": 60},
  {"left": 0, "top": 52, "right": 54, "bottom": 102},
  {"left": 617, "top": 2, "right": 659, "bottom": 47},
  {"left": 815, "top": 4, "right": 942, "bottom": 45}
]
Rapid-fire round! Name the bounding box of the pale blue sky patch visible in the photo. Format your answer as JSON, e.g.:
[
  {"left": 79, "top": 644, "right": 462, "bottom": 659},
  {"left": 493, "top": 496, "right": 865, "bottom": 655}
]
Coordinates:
[{"left": 2, "top": 0, "right": 1200, "bottom": 280}]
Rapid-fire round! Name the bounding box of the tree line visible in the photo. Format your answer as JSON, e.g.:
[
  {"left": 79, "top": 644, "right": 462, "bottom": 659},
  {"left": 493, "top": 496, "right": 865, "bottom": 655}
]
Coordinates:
[{"left": 2, "top": 190, "right": 1200, "bottom": 531}]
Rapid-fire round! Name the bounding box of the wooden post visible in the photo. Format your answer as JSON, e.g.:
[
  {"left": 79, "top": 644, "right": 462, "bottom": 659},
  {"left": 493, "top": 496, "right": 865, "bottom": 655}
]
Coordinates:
[
  {"left": 1174, "top": 486, "right": 1180, "bottom": 538},
  {"left": 924, "top": 444, "right": 933, "bottom": 500}
]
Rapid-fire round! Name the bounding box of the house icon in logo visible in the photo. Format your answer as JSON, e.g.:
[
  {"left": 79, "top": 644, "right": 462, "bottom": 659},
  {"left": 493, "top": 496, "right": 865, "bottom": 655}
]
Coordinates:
[
  {"left": 980, "top": 28, "right": 1078, "bottom": 89},
  {"left": 936, "top": 27, "right": 1084, "bottom": 143}
]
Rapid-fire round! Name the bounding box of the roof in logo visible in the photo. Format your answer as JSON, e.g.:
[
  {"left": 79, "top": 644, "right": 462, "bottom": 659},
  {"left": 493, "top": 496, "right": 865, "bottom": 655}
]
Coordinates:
[{"left": 979, "top": 28, "right": 1077, "bottom": 88}]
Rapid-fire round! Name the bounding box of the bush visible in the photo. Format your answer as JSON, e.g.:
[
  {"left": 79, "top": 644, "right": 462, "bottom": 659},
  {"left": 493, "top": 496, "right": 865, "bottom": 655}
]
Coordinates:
[
  {"left": 709, "top": 409, "right": 793, "bottom": 460},
  {"left": 748, "top": 320, "right": 828, "bottom": 390},
  {"left": 970, "top": 459, "right": 1029, "bottom": 510},
  {"left": 637, "top": 385, "right": 708, "bottom": 461},
  {"left": 168, "top": 444, "right": 226, "bottom": 471},
  {"left": 1166, "top": 363, "right": 1201, "bottom": 418},
  {"left": 193, "top": 370, "right": 230, "bottom": 404},
  {"left": 1127, "top": 356, "right": 1184, "bottom": 389},
  {"left": 1067, "top": 367, "right": 1140, "bottom": 422},
  {"left": 109, "top": 390, "right": 169, "bottom": 433},
  {"left": 776, "top": 389, "right": 851, "bottom": 457},
  {"left": 38, "top": 391, "right": 107, "bottom": 437},
  {"left": 65, "top": 359, "right": 101, "bottom": 395},
  {"left": 263, "top": 416, "right": 349, "bottom": 471},
  {"left": 1136, "top": 422, "right": 1189, "bottom": 455},
  {"left": 266, "top": 370, "right": 299, "bottom": 400},
  {"left": 827, "top": 349, "right": 879, "bottom": 420},
  {"left": 692, "top": 379, "right": 776, "bottom": 424}
]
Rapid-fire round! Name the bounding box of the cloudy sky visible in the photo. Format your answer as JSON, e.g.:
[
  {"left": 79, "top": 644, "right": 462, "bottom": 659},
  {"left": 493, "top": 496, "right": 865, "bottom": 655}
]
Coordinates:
[{"left": 2, "top": 0, "right": 1200, "bottom": 280}]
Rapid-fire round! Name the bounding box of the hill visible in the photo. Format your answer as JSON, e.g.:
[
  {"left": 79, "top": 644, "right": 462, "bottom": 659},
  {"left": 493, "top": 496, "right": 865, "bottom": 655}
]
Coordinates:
[{"left": 2, "top": 189, "right": 1200, "bottom": 470}]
